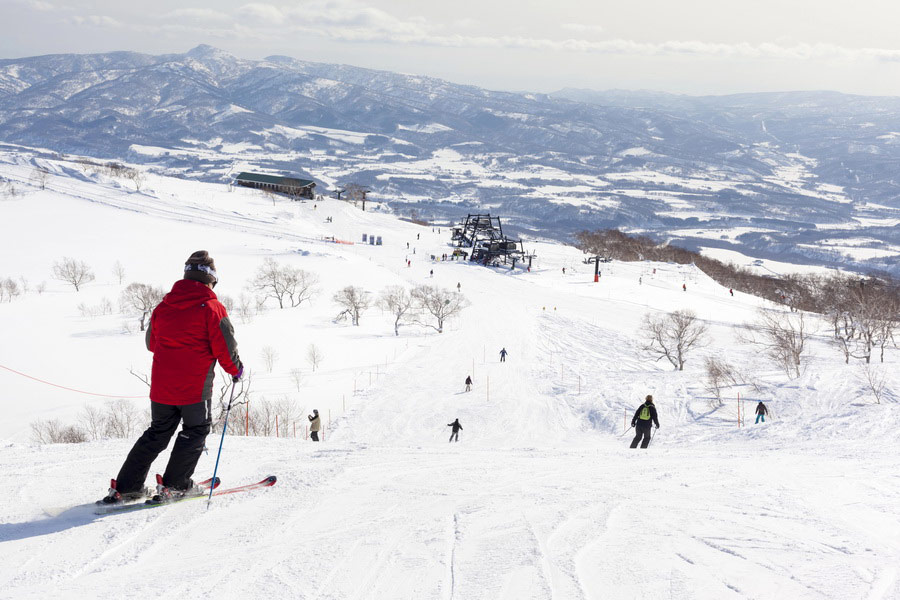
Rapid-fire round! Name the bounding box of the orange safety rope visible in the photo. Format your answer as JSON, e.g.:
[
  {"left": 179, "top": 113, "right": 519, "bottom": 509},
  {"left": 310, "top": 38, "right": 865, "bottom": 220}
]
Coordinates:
[{"left": 0, "top": 363, "right": 146, "bottom": 398}]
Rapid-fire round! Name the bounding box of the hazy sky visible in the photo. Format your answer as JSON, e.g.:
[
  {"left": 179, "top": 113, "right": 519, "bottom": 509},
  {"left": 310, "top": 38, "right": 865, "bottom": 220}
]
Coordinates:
[{"left": 5, "top": 0, "right": 900, "bottom": 96}]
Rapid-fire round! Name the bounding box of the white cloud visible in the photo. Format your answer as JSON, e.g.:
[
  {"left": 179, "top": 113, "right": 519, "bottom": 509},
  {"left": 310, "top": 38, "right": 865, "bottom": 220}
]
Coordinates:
[
  {"left": 238, "top": 3, "right": 286, "bottom": 24},
  {"left": 68, "top": 15, "right": 122, "bottom": 28}
]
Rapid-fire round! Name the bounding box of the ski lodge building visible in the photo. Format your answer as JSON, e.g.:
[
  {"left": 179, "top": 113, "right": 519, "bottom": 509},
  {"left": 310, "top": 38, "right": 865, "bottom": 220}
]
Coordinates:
[{"left": 233, "top": 172, "right": 316, "bottom": 199}]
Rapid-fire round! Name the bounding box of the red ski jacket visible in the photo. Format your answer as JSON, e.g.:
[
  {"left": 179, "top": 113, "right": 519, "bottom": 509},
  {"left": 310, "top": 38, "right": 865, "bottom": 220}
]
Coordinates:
[{"left": 145, "top": 279, "right": 241, "bottom": 405}]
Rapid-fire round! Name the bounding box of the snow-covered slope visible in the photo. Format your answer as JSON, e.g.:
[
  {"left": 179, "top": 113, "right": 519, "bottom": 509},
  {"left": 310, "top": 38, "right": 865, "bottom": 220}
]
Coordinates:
[{"left": 0, "top": 152, "right": 898, "bottom": 599}]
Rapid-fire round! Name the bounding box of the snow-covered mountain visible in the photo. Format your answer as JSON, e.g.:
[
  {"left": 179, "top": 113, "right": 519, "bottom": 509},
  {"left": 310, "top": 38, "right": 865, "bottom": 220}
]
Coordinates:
[{"left": 1, "top": 46, "right": 899, "bottom": 273}]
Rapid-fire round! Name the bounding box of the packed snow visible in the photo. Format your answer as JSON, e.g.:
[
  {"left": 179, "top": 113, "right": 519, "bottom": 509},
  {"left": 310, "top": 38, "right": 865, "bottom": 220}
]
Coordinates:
[{"left": 0, "top": 152, "right": 898, "bottom": 599}]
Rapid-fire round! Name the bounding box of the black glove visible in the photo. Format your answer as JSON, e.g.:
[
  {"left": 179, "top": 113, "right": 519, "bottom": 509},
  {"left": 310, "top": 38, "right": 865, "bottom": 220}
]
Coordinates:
[
  {"left": 630, "top": 421, "right": 636, "bottom": 428},
  {"left": 655, "top": 424, "right": 659, "bottom": 429}
]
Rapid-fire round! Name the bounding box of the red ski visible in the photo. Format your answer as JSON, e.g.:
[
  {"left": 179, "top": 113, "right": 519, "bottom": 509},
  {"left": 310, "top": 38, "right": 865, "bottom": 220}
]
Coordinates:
[{"left": 94, "top": 475, "right": 276, "bottom": 515}]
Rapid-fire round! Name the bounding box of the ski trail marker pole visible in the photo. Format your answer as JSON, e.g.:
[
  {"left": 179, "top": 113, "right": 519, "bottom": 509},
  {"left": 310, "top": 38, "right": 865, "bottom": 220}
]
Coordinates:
[{"left": 208, "top": 380, "right": 237, "bottom": 509}]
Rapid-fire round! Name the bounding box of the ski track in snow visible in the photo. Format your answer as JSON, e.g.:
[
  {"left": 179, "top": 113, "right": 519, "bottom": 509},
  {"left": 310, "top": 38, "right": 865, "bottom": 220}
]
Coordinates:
[{"left": 1, "top": 152, "right": 899, "bottom": 599}]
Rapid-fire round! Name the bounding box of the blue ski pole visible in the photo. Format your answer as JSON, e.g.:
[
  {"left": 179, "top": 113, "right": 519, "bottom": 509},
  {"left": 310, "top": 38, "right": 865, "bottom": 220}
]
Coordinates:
[{"left": 208, "top": 379, "right": 238, "bottom": 508}]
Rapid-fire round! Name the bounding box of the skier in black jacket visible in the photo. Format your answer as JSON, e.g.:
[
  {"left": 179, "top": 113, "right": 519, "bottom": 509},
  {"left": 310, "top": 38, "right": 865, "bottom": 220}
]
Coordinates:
[
  {"left": 755, "top": 401, "right": 768, "bottom": 424},
  {"left": 448, "top": 418, "right": 463, "bottom": 442},
  {"left": 630, "top": 395, "right": 659, "bottom": 448}
]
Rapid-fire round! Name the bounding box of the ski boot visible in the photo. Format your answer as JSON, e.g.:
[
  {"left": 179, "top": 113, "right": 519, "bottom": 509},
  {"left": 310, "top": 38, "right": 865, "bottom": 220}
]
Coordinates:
[
  {"left": 97, "top": 479, "right": 149, "bottom": 505},
  {"left": 146, "top": 474, "right": 218, "bottom": 505}
]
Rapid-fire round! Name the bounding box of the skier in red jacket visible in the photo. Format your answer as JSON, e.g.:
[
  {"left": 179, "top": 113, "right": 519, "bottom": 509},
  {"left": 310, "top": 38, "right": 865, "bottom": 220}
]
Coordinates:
[{"left": 100, "top": 251, "right": 243, "bottom": 505}]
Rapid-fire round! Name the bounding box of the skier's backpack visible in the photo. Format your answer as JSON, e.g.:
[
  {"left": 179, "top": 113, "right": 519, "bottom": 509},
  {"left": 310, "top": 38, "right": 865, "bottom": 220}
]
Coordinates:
[{"left": 639, "top": 405, "right": 651, "bottom": 421}]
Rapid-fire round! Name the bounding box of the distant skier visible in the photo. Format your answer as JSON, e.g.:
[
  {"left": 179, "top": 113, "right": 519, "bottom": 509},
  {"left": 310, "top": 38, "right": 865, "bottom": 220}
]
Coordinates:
[
  {"left": 465, "top": 375, "right": 472, "bottom": 392},
  {"left": 448, "top": 418, "right": 463, "bottom": 442},
  {"left": 639, "top": 276, "right": 642, "bottom": 285},
  {"left": 562, "top": 267, "right": 566, "bottom": 275},
  {"left": 682, "top": 283, "right": 687, "bottom": 292},
  {"left": 755, "top": 401, "right": 768, "bottom": 424},
  {"left": 417, "top": 233, "right": 420, "bottom": 240},
  {"left": 729, "top": 288, "right": 734, "bottom": 296},
  {"left": 407, "top": 242, "right": 410, "bottom": 249},
  {"left": 308, "top": 410, "right": 321, "bottom": 441},
  {"left": 630, "top": 395, "right": 660, "bottom": 449},
  {"left": 430, "top": 269, "right": 434, "bottom": 277},
  {"left": 499, "top": 348, "right": 508, "bottom": 362},
  {"left": 457, "top": 282, "right": 461, "bottom": 292},
  {"left": 99, "top": 251, "right": 243, "bottom": 505}
]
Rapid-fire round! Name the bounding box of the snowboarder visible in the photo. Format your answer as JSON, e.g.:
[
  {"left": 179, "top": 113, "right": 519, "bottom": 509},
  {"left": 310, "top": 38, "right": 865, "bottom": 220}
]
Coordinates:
[
  {"left": 448, "top": 418, "right": 462, "bottom": 442},
  {"left": 308, "top": 410, "right": 321, "bottom": 441},
  {"left": 100, "top": 251, "right": 243, "bottom": 505},
  {"left": 499, "top": 348, "right": 508, "bottom": 362},
  {"left": 755, "top": 401, "right": 768, "bottom": 424},
  {"left": 465, "top": 375, "right": 473, "bottom": 392},
  {"left": 630, "top": 395, "right": 660, "bottom": 449}
]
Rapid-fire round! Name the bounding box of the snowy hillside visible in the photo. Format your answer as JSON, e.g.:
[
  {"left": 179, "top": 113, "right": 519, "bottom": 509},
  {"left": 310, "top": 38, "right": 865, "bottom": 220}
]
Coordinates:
[{"left": 1, "top": 152, "right": 899, "bottom": 599}]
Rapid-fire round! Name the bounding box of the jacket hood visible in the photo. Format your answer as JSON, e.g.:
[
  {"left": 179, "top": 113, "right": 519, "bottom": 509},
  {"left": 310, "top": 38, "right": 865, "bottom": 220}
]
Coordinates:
[{"left": 162, "top": 279, "right": 218, "bottom": 310}]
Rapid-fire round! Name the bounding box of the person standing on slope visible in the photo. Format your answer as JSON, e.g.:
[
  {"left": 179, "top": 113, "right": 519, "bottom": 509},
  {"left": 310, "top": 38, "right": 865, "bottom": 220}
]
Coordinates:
[
  {"left": 308, "top": 409, "right": 321, "bottom": 441},
  {"left": 100, "top": 251, "right": 243, "bottom": 505},
  {"left": 465, "top": 375, "right": 473, "bottom": 392},
  {"left": 630, "top": 395, "right": 660, "bottom": 449},
  {"left": 755, "top": 401, "right": 768, "bottom": 424},
  {"left": 448, "top": 418, "right": 463, "bottom": 442},
  {"left": 499, "top": 348, "right": 508, "bottom": 363}
]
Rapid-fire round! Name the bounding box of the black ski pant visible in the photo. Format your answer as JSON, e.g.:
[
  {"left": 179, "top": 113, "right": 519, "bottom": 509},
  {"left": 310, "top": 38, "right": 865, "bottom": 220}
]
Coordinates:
[
  {"left": 115, "top": 399, "right": 211, "bottom": 493},
  {"left": 310, "top": 431, "right": 319, "bottom": 442},
  {"left": 449, "top": 430, "right": 459, "bottom": 442},
  {"left": 630, "top": 421, "right": 653, "bottom": 449}
]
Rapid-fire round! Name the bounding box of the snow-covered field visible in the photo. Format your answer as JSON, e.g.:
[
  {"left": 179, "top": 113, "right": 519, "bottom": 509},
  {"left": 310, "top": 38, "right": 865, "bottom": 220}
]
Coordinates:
[{"left": 1, "top": 152, "right": 898, "bottom": 599}]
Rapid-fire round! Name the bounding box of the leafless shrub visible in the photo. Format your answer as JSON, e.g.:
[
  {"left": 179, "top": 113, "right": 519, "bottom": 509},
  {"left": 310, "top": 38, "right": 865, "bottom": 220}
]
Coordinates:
[
  {"left": 740, "top": 309, "right": 809, "bottom": 379},
  {"left": 859, "top": 363, "right": 888, "bottom": 404},
  {"left": 306, "top": 344, "right": 323, "bottom": 371},
  {"left": 237, "top": 293, "right": 255, "bottom": 324},
  {"left": 120, "top": 283, "right": 164, "bottom": 331},
  {"left": 104, "top": 400, "right": 142, "bottom": 438},
  {"left": 78, "top": 404, "right": 107, "bottom": 441},
  {"left": 112, "top": 260, "right": 126, "bottom": 284},
  {"left": 411, "top": 285, "right": 469, "bottom": 333},
  {"left": 77, "top": 297, "right": 115, "bottom": 318},
  {"left": 30, "top": 419, "right": 89, "bottom": 444},
  {"left": 703, "top": 356, "right": 739, "bottom": 406},
  {"left": 641, "top": 309, "right": 709, "bottom": 371},
  {"left": 218, "top": 293, "right": 235, "bottom": 313},
  {"left": 249, "top": 258, "right": 318, "bottom": 309},
  {"left": 378, "top": 285, "right": 414, "bottom": 336},
  {"left": 36, "top": 281, "right": 47, "bottom": 295},
  {"left": 290, "top": 368, "right": 303, "bottom": 391},
  {"left": 31, "top": 166, "right": 49, "bottom": 190},
  {"left": 212, "top": 368, "right": 252, "bottom": 431},
  {"left": 261, "top": 346, "right": 278, "bottom": 373},
  {"left": 0, "top": 178, "right": 18, "bottom": 198},
  {"left": 0, "top": 277, "right": 21, "bottom": 302},
  {"left": 52, "top": 257, "right": 95, "bottom": 291},
  {"left": 333, "top": 286, "right": 371, "bottom": 325},
  {"left": 128, "top": 169, "right": 145, "bottom": 192}
]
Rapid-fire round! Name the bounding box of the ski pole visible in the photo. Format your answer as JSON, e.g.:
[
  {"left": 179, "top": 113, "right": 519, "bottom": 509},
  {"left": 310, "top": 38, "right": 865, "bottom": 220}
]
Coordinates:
[{"left": 208, "top": 380, "right": 238, "bottom": 508}]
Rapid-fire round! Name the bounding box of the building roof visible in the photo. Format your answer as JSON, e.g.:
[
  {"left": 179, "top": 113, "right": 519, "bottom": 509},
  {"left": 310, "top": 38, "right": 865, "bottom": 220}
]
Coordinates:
[{"left": 234, "top": 172, "right": 315, "bottom": 188}]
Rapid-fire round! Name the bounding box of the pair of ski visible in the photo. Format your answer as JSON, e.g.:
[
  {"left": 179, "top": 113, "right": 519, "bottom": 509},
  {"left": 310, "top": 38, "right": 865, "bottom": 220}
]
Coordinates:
[{"left": 94, "top": 474, "right": 277, "bottom": 515}]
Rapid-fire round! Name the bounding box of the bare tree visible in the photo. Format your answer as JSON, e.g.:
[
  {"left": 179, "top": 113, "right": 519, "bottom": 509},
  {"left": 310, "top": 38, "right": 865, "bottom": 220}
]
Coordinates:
[
  {"left": 378, "top": 285, "right": 414, "bottom": 336},
  {"left": 127, "top": 168, "right": 145, "bottom": 192},
  {"left": 306, "top": 344, "right": 323, "bottom": 371},
  {"left": 333, "top": 286, "right": 371, "bottom": 325},
  {"left": 742, "top": 309, "right": 809, "bottom": 379},
  {"left": 120, "top": 282, "right": 164, "bottom": 331},
  {"left": 52, "top": 257, "right": 96, "bottom": 291},
  {"left": 290, "top": 368, "right": 303, "bottom": 391},
  {"left": 411, "top": 285, "right": 469, "bottom": 333},
  {"left": 112, "top": 260, "right": 126, "bottom": 285},
  {"left": 261, "top": 346, "right": 278, "bottom": 373},
  {"left": 78, "top": 404, "right": 107, "bottom": 441},
  {"left": 31, "top": 166, "right": 50, "bottom": 190},
  {"left": 237, "top": 293, "right": 255, "bottom": 324},
  {"left": 0, "top": 277, "right": 21, "bottom": 302},
  {"left": 703, "top": 356, "right": 739, "bottom": 406},
  {"left": 212, "top": 368, "right": 252, "bottom": 429},
  {"left": 343, "top": 183, "right": 370, "bottom": 211},
  {"left": 104, "top": 400, "right": 143, "bottom": 438},
  {"left": 859, "top": 363, "right": 888, "bottom": 404},
  {"left": 641, "top": 309, "right": 709, "bottom": 371},
  {"left": 30, "top": 419, "right": 88, "bottom": 444},
  {"left": 249, "top": 258, "right": 318, "bottom": 309}
]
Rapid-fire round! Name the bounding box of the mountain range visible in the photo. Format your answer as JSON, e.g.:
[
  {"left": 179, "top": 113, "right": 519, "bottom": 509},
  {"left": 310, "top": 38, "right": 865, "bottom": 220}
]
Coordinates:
[{"left": 1, "top": 45, "right": 898, "bottom": 274}]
